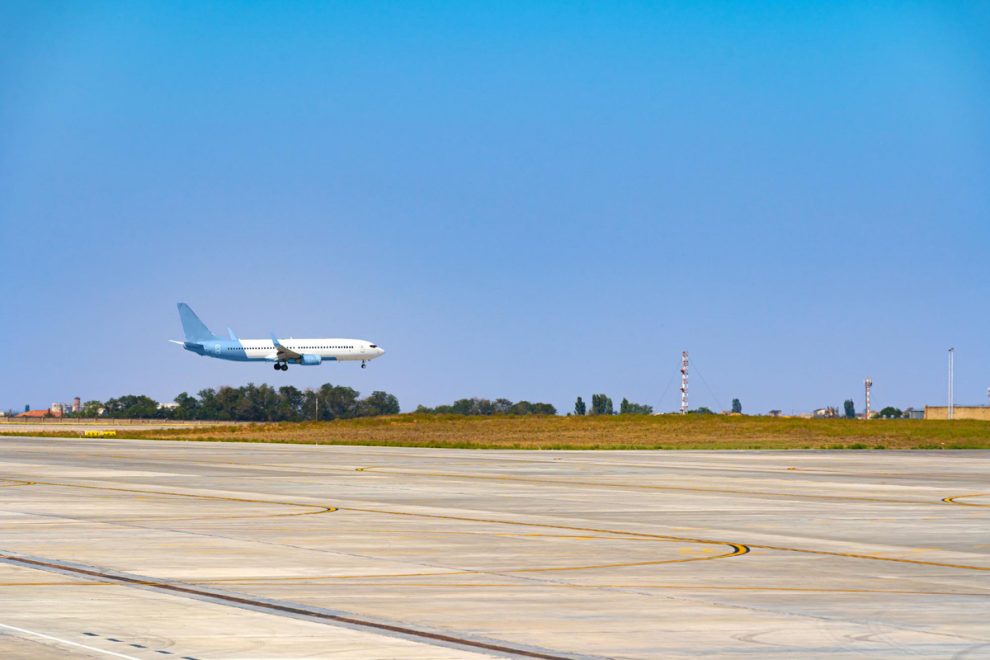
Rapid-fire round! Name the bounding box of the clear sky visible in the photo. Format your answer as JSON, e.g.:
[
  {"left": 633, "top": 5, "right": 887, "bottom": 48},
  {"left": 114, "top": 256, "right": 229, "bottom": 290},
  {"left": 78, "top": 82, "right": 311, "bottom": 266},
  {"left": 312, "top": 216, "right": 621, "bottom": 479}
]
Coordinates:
[{"left": 1, "top": 2, "right": 988, "bottom": 415}]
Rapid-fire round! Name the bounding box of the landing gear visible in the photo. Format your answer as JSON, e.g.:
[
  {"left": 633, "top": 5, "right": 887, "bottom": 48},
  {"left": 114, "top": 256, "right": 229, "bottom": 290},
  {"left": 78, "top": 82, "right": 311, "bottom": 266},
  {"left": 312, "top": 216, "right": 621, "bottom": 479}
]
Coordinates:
[
  {"left": 274, "top": 363, "right": 280, "bottom": 371},
  {"left": 274, "top": 362, "right": 288, "bottom": 371},
  {"left": 361, "top": 360, "right": 367, "bottom": 369}
]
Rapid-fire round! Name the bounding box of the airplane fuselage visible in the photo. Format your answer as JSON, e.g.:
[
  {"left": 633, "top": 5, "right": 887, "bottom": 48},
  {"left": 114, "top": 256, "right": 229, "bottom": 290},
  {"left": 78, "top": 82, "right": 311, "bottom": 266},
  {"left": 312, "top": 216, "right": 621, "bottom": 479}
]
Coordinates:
[
  {"left": 183, "top": 338, "right": 383, "bottom": 365},
  {"left": 174, "top": 302, "right": 385, "bottom": 371}
]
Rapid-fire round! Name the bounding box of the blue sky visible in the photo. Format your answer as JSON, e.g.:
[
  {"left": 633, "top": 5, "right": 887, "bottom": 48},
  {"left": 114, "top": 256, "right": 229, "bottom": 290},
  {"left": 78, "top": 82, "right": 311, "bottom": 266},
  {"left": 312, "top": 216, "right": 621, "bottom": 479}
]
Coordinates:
[{"left": 1, "top": 2, "right": 988, "bottom": 414}]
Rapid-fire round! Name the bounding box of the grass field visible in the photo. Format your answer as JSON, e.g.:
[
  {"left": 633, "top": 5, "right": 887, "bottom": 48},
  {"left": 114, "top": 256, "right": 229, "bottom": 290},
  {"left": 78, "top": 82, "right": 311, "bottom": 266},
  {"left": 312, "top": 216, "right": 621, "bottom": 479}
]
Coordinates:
[{"left": 8, "top": 414, "right": 989, "bottom": 450}]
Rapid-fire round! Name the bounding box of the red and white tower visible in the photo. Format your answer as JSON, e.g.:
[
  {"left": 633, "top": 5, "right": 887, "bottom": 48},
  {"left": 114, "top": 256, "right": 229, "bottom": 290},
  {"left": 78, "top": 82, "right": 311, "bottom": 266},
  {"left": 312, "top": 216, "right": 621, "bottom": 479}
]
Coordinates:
[
  {"left": 680, "top": 351, "right": 689, "bottom": 414},
  {"left": 864, "top": 377, "right": 873, "bottom": 420}
]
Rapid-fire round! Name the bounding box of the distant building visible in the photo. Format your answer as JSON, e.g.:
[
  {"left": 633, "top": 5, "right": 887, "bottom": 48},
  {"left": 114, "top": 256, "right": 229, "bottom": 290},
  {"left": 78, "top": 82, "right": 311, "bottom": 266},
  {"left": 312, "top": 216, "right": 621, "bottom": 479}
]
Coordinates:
[
  {"left": 72, "top": 397, "right": 81, "bottom": 413},
  {"left": 903, "top": 407, "right": 924, "bottom": 420},
  {"left": 813, "top": 407, "right": 839, "bottom": 418},
  {"left": 767, "top": 410, "right": 782, "bottom": 417},
  {"left": 158, "top": 402, "right": 179, "bottom": 411},
  {"left": 17, "top": 409, "right": 51, "bottom": 418},
  {"left": 49, "top": 403, "right": 66, "bottom": 417},
  {"left": 925, "top": 406, "right": 990, "bottom": 421}
]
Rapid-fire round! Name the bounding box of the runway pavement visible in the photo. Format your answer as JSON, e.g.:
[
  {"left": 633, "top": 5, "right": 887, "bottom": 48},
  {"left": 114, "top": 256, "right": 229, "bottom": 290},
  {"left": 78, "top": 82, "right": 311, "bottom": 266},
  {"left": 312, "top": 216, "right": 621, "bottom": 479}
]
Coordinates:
[{"left": 0, "top": 436, "right": 987, "bottom": 658}]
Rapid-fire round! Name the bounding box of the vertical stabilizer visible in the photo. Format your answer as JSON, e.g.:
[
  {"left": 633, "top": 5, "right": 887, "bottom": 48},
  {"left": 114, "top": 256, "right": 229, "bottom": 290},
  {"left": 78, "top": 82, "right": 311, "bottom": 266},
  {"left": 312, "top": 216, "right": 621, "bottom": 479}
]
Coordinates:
[{"left": 177, "top": 303, "right": 218, "bottom": 342}]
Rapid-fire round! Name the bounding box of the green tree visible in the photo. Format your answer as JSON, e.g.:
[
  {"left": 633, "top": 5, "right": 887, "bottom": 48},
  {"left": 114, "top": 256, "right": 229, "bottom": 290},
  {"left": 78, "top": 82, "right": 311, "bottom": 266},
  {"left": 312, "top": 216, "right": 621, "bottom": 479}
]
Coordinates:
[
  {"left": 843, "top": 399, "right": 856, "bottom": 419},
  {"left": 590, "top": 394, "right": 613, "bottom": 415},
  {"left": 878, "top": 406, "right": 902, "bottom": 419},
  {"left": 79, "top": 400, "right": 104, "bottom": 418},
  {"left": 358, "top": 391, "right": 400, "bottom": 416},
  {"left": 277, "top": 386, "right": 305, "bottom": 420},
  {"left": 619, "top": 399, "right": 653, "bottom": 415},
  {"left": 103, "top": 395, "right": 160, "bottom": 419},
  {"left": 574, "top": 397, "right": 586, "bottom": 416},
  {"left": 731, "top": 398, "right": 742, "bottom": 414},
  {"left": 172, "top": 392, "right": 199, "bottom": 420},
  {"left": 689, "top": 406, "right": 715, "bottom": 415}
]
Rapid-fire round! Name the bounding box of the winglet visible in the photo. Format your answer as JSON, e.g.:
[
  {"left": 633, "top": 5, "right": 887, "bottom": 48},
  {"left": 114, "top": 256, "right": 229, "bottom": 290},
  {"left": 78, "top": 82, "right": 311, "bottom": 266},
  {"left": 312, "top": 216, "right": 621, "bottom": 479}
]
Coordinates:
[{"left": 269, "top": 332, "right": 283, "bottom": 348}]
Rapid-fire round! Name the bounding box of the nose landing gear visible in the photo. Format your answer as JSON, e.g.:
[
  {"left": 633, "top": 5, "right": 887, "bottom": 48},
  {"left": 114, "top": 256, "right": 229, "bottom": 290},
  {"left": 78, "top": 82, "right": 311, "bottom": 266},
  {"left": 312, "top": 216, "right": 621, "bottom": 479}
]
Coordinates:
[{"left": 361, "top": 360, "right": 367, "bottom": 369}]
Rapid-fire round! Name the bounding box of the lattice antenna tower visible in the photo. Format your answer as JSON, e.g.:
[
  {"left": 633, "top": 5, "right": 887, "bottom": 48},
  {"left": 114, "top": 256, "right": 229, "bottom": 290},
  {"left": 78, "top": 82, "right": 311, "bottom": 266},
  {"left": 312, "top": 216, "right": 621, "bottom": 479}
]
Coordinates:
[
  {"left": 864, "top": 377, "right": 872, "bottom": 420},
  {"left": 680, "top": 351, "right": 689, "bottom": 414}
]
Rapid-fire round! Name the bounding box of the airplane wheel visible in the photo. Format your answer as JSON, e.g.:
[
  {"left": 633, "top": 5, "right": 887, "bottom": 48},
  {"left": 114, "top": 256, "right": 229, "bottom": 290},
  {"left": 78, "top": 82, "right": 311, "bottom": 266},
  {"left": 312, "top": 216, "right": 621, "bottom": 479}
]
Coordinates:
[
  {"left": 274, "top": 364, "right": 280, "bottom": 371},
  {"left": 361, "top": 361, "right": 367, "bottom": 369},
  {"left": 281, "top": 364, "right": 288, "bottom": 371}
]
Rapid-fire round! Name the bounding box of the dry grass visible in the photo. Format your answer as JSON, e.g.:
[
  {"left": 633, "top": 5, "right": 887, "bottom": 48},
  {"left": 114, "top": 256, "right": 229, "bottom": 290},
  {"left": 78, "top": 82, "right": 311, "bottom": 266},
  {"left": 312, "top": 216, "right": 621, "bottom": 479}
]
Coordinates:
[{"left": 52, "top": 414, "right": 990, "bottom": 450}]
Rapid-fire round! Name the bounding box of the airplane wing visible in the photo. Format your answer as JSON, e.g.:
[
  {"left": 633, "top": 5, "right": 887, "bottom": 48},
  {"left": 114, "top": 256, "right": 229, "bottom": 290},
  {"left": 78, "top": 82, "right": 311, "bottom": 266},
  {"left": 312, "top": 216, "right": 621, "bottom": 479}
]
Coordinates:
[{"left": 270, "top": 333, "right": 302, "bottom": 361}]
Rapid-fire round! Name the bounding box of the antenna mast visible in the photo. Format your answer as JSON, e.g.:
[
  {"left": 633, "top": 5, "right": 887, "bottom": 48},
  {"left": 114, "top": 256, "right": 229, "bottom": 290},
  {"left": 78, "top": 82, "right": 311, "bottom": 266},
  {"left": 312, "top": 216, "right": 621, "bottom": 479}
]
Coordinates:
[
  {"left": 680, "top": 351, "right": 689, "bottom": 414},
  {"left": 864, "top": 377, "right": 872, "bottom": 420},
  {"left": 948, "top": 348, "right": 955, "bottom": 420}
]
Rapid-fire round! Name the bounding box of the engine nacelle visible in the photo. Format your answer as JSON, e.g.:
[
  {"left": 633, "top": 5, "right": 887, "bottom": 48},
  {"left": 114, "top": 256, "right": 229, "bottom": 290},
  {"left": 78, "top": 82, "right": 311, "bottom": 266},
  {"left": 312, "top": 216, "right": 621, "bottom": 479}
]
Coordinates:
[{"left": 300, "top": 354, "right": 322, "bottom": 366}]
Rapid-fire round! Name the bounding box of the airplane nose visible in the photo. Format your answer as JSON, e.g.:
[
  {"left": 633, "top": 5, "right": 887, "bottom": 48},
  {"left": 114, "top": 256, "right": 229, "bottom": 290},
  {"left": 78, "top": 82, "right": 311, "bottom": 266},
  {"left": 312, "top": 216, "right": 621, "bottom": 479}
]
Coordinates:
[{"left": 377, "top": 347, "right": 385, "bottom": 356}]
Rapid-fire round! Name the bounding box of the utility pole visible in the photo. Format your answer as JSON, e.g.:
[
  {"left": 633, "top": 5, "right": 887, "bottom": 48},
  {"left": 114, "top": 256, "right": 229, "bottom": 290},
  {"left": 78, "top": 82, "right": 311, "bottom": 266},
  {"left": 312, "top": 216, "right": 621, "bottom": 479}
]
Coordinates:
[
  {"left": 948, "top": 348, "right": 955, "bottom": 420},
  {"left": 680, "top": 351, "right": 689, "bottom": 414},
  {"left": 864, "top": 377, "right": 872, "bottom": 420}
]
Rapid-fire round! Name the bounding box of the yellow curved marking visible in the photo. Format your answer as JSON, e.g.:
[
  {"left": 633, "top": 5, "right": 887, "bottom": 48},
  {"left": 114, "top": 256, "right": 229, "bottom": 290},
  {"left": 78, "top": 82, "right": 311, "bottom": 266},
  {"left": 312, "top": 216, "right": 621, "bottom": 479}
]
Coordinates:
[
  {"left": 344, "top": 505, "right": 990, "bottom": 572},
  {"left": 27, "top": 480, "right": 336, "bottom": 517},
  {"left": 22, "top": 480, "right": 989, "bottom": 572},
  {"left": 0, "top": 581, "right": 113, "bottom": 587},
  {"left": 208, "top": 546, "right": 748, "bottom": 583},
  {"left": 0, "top": 480, "right": 35, "bottom": 488},
  {"left": 354, "top": 466, "right": 941, "bottom": 507},
  {"left": 199, "top": 581, "right": 990, "bottom": 597},
  {"left": 943, "top": 494, "right": 990, "bottom": 508},
  {"left": 742, "top": 542, "right": 990, "bottom": 571}
]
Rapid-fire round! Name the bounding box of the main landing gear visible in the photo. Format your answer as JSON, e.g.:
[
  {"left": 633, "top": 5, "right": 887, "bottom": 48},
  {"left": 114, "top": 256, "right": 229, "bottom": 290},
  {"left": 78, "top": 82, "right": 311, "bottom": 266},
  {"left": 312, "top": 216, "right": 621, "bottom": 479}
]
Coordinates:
[
  {"left": 274, "top": 362, "right": 288, "bottom": 371},
  {"left": 361, "top": 360, "right": 367, "bottom": 369}
]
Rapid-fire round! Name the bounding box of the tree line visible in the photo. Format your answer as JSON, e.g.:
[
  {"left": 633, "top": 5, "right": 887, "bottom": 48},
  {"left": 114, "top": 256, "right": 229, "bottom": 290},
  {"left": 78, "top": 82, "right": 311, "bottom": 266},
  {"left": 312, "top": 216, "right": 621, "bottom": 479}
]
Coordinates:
[
  {"left": 73, "top": 383, "right": 399, "bottom": 422},
  {"left": 414, "top": 398, "right": 557, "bottom": 416},
  {"left": 573, "top": 395, "right": 654, "bottom": 415}
]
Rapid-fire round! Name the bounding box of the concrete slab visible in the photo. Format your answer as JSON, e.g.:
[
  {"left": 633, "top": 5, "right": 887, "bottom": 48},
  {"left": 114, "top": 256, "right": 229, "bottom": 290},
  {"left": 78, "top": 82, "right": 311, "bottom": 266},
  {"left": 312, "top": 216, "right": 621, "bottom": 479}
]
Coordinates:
[{"left": 0, "top": 437, "right": 988, "bottom": 658}]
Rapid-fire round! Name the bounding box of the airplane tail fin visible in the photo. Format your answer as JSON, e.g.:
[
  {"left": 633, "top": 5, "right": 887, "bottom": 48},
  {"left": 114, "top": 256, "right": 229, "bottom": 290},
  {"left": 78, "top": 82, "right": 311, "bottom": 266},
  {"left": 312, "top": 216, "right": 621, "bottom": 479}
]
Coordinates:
[{"left": 177, "top": 303, "right": 218, "bottom": 342}]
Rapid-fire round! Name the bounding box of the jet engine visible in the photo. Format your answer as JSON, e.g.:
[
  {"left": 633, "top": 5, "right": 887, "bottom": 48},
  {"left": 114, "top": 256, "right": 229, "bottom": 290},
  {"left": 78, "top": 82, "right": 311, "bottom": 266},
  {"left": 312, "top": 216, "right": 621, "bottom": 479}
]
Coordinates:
[{"left": 300, "top": 354, "right": 322, "bottom": 366}]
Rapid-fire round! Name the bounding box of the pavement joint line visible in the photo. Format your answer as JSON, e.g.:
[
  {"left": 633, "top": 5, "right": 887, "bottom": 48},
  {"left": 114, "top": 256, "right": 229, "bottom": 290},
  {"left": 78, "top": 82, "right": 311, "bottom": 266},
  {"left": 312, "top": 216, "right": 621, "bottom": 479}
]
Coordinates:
[
  {"left": 0, "top": 622, "right": 140, "bottom": 659},
  {"left": 0, "top": 552, "right": 592, "bottom": 660}
]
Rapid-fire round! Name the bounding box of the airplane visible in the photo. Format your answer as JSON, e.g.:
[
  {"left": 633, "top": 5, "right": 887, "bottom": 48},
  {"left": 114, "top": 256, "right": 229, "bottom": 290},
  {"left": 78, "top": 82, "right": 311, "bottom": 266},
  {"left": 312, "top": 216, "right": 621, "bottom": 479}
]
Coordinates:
[{"left": 171, "top": 303, "right": 385, "bottom": 371}]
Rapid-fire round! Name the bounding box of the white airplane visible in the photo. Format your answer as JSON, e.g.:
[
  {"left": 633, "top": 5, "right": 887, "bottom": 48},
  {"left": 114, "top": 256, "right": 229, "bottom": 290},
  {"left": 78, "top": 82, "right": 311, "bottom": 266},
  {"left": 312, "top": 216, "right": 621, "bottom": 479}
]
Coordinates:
[{"left": 172, "top": 303, "right": 385, "bottom": 371}]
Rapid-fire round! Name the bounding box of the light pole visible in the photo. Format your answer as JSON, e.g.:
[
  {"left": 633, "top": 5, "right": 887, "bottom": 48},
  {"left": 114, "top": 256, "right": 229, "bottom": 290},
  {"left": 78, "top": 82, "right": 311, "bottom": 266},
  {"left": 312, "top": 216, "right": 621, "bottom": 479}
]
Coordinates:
[{"left": 948, "top": 348, "right": 955, "bottom": 420}]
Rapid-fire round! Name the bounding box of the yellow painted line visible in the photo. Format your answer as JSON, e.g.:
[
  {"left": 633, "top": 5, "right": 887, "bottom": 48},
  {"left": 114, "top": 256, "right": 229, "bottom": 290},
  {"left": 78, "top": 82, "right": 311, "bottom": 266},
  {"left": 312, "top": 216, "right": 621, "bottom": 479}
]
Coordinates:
[
  {"left": 354, "top": 466, "right": 946, "bottom": 507},
  {"left": 198, "top": 581, "right": 990, "bottom": 596},
  {"left": 943, "top": 494, "right": 990, "bottom": 508},
  {"left": 743, "top": 542, "right": 990, "bottom": 571},
  {"left": 25, "top": 480, "right": 336, "bottom": 517},
  {"left": 0, "top": 581, "right": 113, "bottom": 586},
  {"left": 18, "top": 480, "right": 990, "bottom": 572},
  {"left": 0, "top": 480, "right": 35, "bottom": 488},
  {"left": 344, "top": 505, "right": 990, "bottom": 572}
]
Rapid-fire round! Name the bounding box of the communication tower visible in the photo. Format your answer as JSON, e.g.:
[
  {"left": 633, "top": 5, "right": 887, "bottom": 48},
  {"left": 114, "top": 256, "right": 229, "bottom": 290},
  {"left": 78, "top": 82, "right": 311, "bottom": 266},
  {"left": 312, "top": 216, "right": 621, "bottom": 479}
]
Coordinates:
[
  {"left": 864, "top": 378, "right": 872, "bottom": 420},
  {"left": 680, "top": 351, "right": 689, "bottom": 414},
  {"left": 948, "top": 348, "right": 955, "bottom": 420}
]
